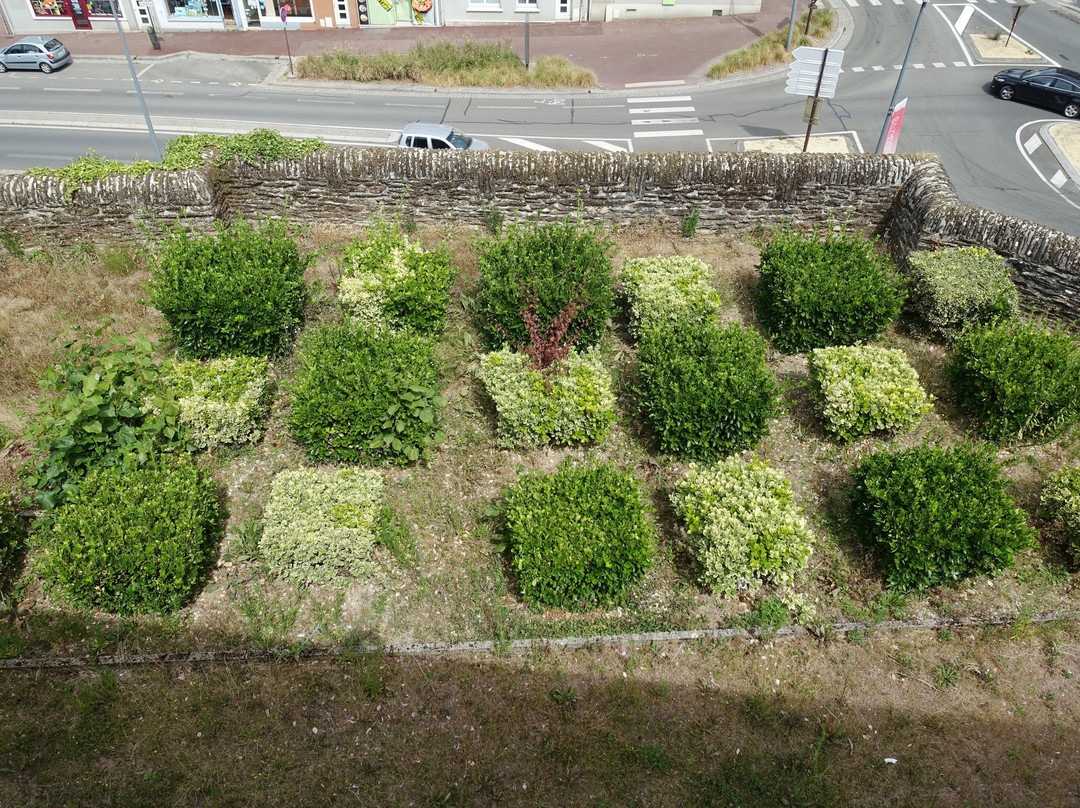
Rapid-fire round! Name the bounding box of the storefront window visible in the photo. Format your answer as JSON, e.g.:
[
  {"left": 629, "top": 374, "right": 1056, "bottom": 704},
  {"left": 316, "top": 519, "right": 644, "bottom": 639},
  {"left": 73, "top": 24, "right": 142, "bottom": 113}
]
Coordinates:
[
  {"left": 167, "top": 0, "right": 223, "bottom": 16},
  {"left": 86, "top": 0, "right": 120, "bottom": 15},
  {"left": 266, "top": 0, "right": 311, "bottom": 16},
  {"left": 30, "top": 0, "right": 68, "bottom": 17}
]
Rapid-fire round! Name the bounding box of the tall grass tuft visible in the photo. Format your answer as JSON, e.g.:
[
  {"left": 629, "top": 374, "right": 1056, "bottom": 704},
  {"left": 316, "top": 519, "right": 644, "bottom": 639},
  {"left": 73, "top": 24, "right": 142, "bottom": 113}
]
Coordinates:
[{"left": 707, "top": 10, "right": 836, "bottom": 79}]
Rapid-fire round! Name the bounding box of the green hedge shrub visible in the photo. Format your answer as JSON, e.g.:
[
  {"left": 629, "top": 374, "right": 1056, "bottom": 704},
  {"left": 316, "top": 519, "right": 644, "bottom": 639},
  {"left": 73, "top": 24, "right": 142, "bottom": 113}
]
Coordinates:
[
  {"left": 287, "top": 321, "right": 444, "bottom": 465},
  {"left": 147, "top": 217, "right": 311, "bottom": 359},
  {"left": 476, "top": 216, "right": 615, "bottom": 350},
  {"left": 477, "top": 346, "right": 616, "bottom": 447},
  {"left": 500, "top": 464, "right": 655, "bottom": 609},
  {"left": 260, "top": 467, "right": 384, "bottom": 585},
  {"left": 905, "top": 246, "right": 1019, "bottom": 342},
  {"left": 23, "top": 331, "right": 187, "bottom": 510},
  {"left": 339, "top": 221, "right": 457, "bottom": 334},
  {"left": 849, "top": 443, "right": 1034, "bottom": 590},
  {"left": 948, "top": 319, "right": 1080, "bottom": 443},
  {"left": 756, "top": 226, "right": 905, "bottom": 353},
  {"left": 671, "top": 458, "right": 814, "bottom": 596},
  {"left": 619, "top": 255, "right": 722, "bottom": 338},
  {"left": 43, "top": 460, "right": 222, "bottom": 614},
  {"left": 808, "top": 345, "right": 932, "bottom": 441},
  {"left": 1040, "top": 465, "right": 1080, "bottom": 564},
  {"left": 160, "top": 356, "right": 274, "bottom": 449},
  {"left": 637, "top": 321, "right": 778, "bottom": 460}
]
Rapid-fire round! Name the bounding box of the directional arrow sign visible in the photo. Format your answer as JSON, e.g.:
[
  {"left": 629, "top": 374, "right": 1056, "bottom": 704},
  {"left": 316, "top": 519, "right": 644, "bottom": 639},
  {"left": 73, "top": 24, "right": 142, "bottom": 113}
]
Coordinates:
[
  {"left": 791, "top": 46, "right": 844, "bottom": 65},
  {"left": 785, "top": 47, "right": 844, "bottom": 98}
]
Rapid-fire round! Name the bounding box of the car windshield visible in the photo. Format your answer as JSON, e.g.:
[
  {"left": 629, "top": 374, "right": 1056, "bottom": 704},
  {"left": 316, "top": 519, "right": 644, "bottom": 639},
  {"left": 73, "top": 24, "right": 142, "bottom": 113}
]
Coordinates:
[{"left": 447, "top": 130, "right": 472, "bottom": 149}]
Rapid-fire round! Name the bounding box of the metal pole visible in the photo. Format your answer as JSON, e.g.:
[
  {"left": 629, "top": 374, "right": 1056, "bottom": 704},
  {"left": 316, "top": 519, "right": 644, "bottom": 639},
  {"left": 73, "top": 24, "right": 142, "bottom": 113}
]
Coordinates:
[
  {"left": 111, "top": 1, "right": 163, "bottom": 162},
  {"left": 803, "top": 0, "right": 816, "bottom": 35},
  {"left": 785, "top": 0, "right": 799, "bottom": 52},
  {"left": 525, "top": 13, "right": 530, "bottom": 70},
  {"left": 874, "top": 0, "right": 927, "bottom": 154},
  {"left": 803, "top": 48, "right": 828, "bottom": 152}
]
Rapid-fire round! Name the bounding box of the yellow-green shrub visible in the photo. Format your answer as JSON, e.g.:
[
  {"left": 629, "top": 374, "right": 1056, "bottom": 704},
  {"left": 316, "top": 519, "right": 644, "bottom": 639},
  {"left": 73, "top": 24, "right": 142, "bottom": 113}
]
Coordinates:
[
  {"left": 1041, "top": 465, "right": 1080, "bottom": 564},
  {"left": 619, "top": 255, "right": 722, "bottom": 338},
  {"left": 160, "top": 356, "right": 274, "bottom": 449},
  {"left": 259, "top": 467, "right": 384, "bottom": 585}
]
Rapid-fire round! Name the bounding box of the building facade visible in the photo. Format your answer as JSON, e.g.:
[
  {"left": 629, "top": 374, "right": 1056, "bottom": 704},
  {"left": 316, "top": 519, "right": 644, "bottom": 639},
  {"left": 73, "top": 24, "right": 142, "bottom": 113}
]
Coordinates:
[{"left": 0, "top": 0, "right": 759, "bottom": 35}]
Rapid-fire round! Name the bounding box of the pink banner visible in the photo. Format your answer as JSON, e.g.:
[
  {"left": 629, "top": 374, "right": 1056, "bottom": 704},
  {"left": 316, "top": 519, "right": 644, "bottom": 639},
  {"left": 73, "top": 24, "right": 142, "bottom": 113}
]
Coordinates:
[{"left": 881, "top": 97, "right": 908, "bottom": 155}]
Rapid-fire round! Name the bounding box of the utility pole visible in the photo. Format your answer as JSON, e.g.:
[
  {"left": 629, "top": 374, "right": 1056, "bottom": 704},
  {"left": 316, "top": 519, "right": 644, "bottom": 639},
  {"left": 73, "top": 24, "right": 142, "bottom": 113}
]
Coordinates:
[{"left": 875, "top": 0, "right": 927, "bottom": 154}]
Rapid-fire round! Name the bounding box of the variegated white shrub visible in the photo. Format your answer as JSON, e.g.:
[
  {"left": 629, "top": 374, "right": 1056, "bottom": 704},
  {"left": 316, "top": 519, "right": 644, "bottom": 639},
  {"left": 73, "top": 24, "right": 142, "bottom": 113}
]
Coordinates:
[
  {"left": 478, "top": 346, "right": 616, "bottom": 447},
  {"left": 619, "top": 255, "right": 722, "bottom": 337},
  {"left": 808, "top": 345, "right": 932, "bottom": 441},
  {"left": 260, "top": 467, "right": 384, "bottom": 585},
  {"left": 338, "top": 274, "right": 387, "bottom": 330},
  {"left": 1041, "top": 465, "right": 1080, "bottom": 564},
  {"left": 161, "top": 356, "right": 274, "bottom": 449},
  {"left": 671, "top": 458, "right": 814, "bottom": 596}
]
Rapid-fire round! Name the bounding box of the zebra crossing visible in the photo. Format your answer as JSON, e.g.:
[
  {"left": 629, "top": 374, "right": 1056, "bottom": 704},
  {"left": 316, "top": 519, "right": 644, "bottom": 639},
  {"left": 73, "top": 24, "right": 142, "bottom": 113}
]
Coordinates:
[
  {"left": 625, "top": 90, "right": 704, "bottom": 142},
  {"left": 843, "top": 0, "right": 1025, "bottom": 6}
]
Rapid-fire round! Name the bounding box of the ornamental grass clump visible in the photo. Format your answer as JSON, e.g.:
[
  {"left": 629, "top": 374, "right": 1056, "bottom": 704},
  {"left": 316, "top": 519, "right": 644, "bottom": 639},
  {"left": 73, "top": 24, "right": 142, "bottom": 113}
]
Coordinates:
[
  {"left": 43, "top": 460, "right": 222, "bottom": 614},
  {"left": 287, "top": 321, "right": 444, "bottom": 465},
  {"left": 147, "top": 216, "right": 311, "bottom": 359},
  {"left": 338, "top": 221, "right": 458, "bottom": 334},
  {"left": 808, "top": 345, "right": 932, "bottom": 441},
  {"left": 1040, "top": 466, "right": 1080, "bottom": 564},
  {"left": 499, "top": 464, "right": 655, "bottom": 609},
  {"left": 756, "top": 225, "right": 904, "bottom": 353},
  {"left": 478, "top": 346, "right": 616, "bottom": 447},
  {"left": 619, "top": 255, "right": 722, "bottom": 338},
  {"left": 476, "top": 215, "right": 615, "bottom": 351},
  {"left": 637, "top": 321, "right": 778, "bottom": 460},
  {"left": 671, "top": 458, "right": 814, "bottom": 597},
  {"left": 260, "top": 467, "right": 384, "bottom": 585},
  {"left": 159, "top": 356, "right": 274, "bottom": 449},
  {"left": 947, "top": 319, "right": 1080, "bottom": 443},
  {"left": 905, "top": 246, "right": 1019, "bottom": 342},
  {"left": 849, "top": 443, "right": 1034, "bottom": 590}
]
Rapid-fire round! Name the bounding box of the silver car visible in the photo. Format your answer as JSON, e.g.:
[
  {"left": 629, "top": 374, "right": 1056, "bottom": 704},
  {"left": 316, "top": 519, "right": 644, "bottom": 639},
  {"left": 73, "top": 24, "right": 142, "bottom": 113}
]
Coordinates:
[
  {"left": 0, "top": 36, "right": 72, "bottom": 74},
  {"left": 397, "top": 122, "right": 488, "bottom": 150}
]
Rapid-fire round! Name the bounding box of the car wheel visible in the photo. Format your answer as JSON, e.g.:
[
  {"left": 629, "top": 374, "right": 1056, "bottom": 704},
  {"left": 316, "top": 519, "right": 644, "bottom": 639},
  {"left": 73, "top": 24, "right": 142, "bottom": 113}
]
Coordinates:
[
  {"left": 1065, "top": 103, "right": 1080, "bottom": 119},
  {"left": 39, "top": 62, "right": 53, "bottom": 74},
  {"left": 0, "top": 63, "right": 7, "bottom": 73},
  {"left": 998, "top": 85, "right": 1015, "bottom": 101}
]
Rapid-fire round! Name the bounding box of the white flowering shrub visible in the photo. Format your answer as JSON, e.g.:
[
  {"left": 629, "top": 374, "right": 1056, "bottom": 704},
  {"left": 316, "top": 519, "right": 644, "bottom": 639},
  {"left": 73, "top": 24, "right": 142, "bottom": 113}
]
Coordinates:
[
  {"left": 906, "top": 246, "right": 1019, "bottom": 341},
  {"left": 671, "top": 458, "right": 814, "bottom": 596},
  {"left": 338, "top": 221, "right": 457, "bottom": 334},
  {"left": 1041, "top": 465, "right": 1080, "bottom": 564},
  {"left": 478, "top": 346, "right": 616, "bottom": 447},
  {"left": 619, "top": 255, "right": 722, "bottom": 337},
  {"left": 160, "top": 356, "right": 274, "bottom": 449},
  {"left": 808, "top": 345, "right": 932, "bottom": 441},
  {"left": 260, "top": 467, "right": 384, "bottom": 585}
]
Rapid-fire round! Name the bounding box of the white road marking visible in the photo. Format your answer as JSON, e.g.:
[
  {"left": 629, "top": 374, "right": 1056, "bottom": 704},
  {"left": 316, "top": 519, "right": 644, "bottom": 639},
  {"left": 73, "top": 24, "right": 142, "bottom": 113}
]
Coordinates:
[
  {"left": 498, "top": 137, "right": 556, "bottom": 151},
  {"left": 631, "top": 117, "right": 700, "bottom": 125},
  {"left": 1023, "top": 133, "right": 1042, "bottom": 154},
  {"left": 1050, "top": 170, "right": 1068, "bottom": 188},
  {"left": 583, "top": 140, "right": 628, "bottom": 152},
  {"left": 624, "top": 79, "right": 685, "bottom": 88},
  {"left": 627, "top": 95, "right": 691, "bottom": 104},
  {"left": 628, "top": 106, "right": 695, "bottom": 114},
  {"left": 42, "top": 87, "right": 101, "bottom": 92},
  {"left": 634, "top": 129, "right": 703, "bottom": 138}
]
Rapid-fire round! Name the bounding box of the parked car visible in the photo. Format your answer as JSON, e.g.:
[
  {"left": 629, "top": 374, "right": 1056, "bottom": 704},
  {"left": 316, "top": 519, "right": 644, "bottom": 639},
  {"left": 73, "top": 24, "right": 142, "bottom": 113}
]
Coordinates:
[
  {"left": 991, "top": 66, "right": 1080, "bottom": 119},
  {"left": 397, "top": 122, "right": 488, "bottom": 150},
  {"left": 0, "top": 36, "right": 72, "bottom": 74}
]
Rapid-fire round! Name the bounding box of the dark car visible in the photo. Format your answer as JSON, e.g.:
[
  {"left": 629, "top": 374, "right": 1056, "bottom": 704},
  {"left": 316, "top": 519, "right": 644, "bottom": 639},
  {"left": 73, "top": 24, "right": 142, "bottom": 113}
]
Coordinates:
[
  {"left": 0, "top": 36, "right": 72, "bottom": 74},
  {"left": 991, "top": 66, "right": 1080, "bottom": 119}
]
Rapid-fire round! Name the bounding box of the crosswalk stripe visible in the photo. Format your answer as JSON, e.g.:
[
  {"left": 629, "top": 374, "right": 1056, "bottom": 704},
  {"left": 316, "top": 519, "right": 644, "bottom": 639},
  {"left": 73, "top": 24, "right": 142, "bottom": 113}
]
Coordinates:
[
  {"left": 627, "top": 106, "right": 695, "bottom": 114},
  {"left": 631, "top": 118, "right": 700, "bottom": 125},
  {"left": 634, "top": 129, "right": 704, "bottom": 138},
  {"left": 583, "top": 140, "right": 628, "bottom": 152},
  {"left": 497, "top": 137, "right": 556, "bottom": 151},
  {"left": 627, "top": 95, "right": 691, "bottom": 104}
]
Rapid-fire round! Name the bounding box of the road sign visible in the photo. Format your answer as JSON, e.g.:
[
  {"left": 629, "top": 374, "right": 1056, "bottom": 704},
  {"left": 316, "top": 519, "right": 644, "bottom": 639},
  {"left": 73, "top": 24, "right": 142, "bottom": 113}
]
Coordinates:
[{"left": 786, "top": 47, "right": 844, "bottom": 98}]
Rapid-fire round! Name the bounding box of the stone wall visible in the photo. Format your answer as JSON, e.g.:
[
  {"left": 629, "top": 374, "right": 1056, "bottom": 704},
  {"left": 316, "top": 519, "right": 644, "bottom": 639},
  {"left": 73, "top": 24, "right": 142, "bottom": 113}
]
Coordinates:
[{"left": 2, "top": 148, "right": 1078, "bottom": 320}]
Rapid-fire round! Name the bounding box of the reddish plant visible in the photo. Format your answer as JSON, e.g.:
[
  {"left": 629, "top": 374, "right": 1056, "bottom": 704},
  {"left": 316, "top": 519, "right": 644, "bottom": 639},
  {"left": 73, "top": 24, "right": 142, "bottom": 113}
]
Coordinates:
[{"left": 518, "top": 295, "right": 588, "bottom": 373}]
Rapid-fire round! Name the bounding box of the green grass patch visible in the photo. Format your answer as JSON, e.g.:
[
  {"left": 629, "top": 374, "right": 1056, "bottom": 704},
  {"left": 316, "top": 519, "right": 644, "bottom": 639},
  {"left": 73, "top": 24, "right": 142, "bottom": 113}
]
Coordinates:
[{"left": 707, "top": 11, "right": 837, "bottom": 79}]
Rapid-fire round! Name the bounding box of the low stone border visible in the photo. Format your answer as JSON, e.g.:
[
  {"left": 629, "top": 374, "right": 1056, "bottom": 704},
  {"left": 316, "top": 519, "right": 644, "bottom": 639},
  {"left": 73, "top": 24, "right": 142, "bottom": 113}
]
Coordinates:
[{"left": 1, "top": 610, "right": 1075, "bottom": 670}]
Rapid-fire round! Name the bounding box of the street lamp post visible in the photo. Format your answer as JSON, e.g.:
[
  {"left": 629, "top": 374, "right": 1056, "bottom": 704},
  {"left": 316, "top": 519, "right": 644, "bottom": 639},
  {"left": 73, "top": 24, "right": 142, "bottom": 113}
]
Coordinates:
[
  {"left": 110, "top": 0, "right": 162, "bottom": 162},
  {"left": 874, "top": 0, "right": 927, "bottom": 154},
  {"left": 518, "top": 1, "right": 539, "bottom": 70}
]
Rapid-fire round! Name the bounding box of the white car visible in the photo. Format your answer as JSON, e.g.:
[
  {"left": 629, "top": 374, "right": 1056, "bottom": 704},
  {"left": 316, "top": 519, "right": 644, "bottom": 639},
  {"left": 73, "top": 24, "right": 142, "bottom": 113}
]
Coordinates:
[{"left": 397, "top": 122, "right": 488, "bottom": 150}]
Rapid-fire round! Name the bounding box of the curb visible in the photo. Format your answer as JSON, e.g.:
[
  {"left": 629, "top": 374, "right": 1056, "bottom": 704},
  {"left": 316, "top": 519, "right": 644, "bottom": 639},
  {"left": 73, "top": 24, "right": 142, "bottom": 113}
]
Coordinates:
[{"left": 2, "top": 610, "right": 1074, "bottom": 671}]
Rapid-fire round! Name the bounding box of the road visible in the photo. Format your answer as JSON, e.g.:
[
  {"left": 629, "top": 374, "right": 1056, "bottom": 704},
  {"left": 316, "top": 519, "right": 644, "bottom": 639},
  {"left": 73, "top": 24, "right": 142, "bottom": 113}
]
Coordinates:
[{"left": 1, "top": 0, "right": 1078, "bottom": 235}]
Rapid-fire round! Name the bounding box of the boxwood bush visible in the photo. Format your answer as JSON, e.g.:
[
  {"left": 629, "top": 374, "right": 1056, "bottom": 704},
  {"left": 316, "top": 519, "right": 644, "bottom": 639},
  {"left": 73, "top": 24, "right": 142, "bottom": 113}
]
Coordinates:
[
  {"left": 948, "top": 319, "right": 1080, "bottom": 443},
  {"left": 160, "top": 356, "right": 274, "bottom": 449},
  {"left": 43, "top": 459, "right": 222, "bottom": 614},
  {"left": 476, "top": 216, "right": 615, "bottom": 350},
  {"left": 849, "top": 443, "right": 1034, "bottom": 590},
  {"left": 287, "top": 321, "right": 445, "bottom": 465},
  {"left": 147, "top": 217, "right": 311, "bottom": 359},
  {"left": 671, "top": 458, "right": 814, "bottom": 597},
  {"left": 637, "top": 321, "right": 778, "bottom": 460},
  {"left": 619, "top": 255, "right": 722, "bottom": 338},
  {"left": 339, "top": 221, "right": 457, "bottom": 334},
  {"left": 260, "top": 467, "right": 384, "bottom": 585},
  {"left": 808, "top": 345, "right": 932, "bottom": 441},
  {"left": 1040, "top": 465, "right": 1080, "bottom": 564},
  {"left": 905, "top": 246, "right": 1019, "bottom": 342},
  {"left": 499, "top": 463, "right": 655, "bottom": 609},
  {"left": 756, "top": 225, "right": 905, "bottom": 353},
  {"left": 478, "top": 346, "right": 616, "bottom": 447},
  {"left": 23, "top": 332, "right": 188, "bottom": 510}
]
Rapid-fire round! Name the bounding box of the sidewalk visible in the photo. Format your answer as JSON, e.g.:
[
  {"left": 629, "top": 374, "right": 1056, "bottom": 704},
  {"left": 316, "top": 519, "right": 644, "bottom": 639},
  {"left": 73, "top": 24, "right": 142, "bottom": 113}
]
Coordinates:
[{"left": 2, "top": 0, "right": 796, "bottom": 89}]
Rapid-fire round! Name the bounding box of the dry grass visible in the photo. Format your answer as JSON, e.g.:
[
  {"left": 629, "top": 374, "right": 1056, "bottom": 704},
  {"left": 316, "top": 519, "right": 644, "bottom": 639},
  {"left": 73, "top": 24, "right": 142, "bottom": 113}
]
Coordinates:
[
  {"left": 707, "top": 10, "right": 838, "bottom": 80},
  {"left": 1, "top": 624, "right": 1078, "bottom": 806}
]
